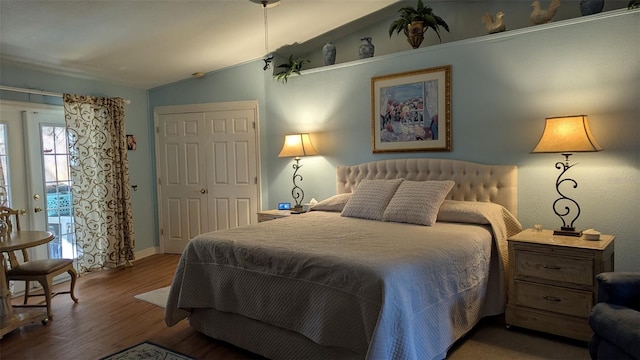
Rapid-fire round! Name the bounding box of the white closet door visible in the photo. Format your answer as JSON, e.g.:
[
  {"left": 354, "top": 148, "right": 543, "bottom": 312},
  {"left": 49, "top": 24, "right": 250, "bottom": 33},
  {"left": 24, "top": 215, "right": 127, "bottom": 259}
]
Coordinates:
[{"left": 155, "top": 101, "right": 260, "bottom": 254}]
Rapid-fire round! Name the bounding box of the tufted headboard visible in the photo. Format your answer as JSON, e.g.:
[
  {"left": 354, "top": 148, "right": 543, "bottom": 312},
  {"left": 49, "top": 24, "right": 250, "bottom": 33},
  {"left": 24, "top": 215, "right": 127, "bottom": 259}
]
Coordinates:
[{"left": 336, "top": 158, "right": 518, "bottom": 217}]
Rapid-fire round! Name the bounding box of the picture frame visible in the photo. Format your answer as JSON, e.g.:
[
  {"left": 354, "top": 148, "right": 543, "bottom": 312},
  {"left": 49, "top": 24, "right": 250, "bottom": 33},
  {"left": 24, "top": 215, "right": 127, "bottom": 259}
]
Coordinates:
[
  {"left": 371, "top": 65, "right": 451, "bottom": 153},
  {"left": 126, "top": 134, "right": 137, "bottom": 150}
]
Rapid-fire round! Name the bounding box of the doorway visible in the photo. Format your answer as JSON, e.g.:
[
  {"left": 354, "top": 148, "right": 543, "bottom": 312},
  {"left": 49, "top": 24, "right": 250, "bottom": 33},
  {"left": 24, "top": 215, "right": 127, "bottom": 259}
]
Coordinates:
[
  {"left": 154, "top": 101, "right": 261, "bottom": 253},
  {"left": 0, "top": 101, "right": 75, "bottom": 260}
]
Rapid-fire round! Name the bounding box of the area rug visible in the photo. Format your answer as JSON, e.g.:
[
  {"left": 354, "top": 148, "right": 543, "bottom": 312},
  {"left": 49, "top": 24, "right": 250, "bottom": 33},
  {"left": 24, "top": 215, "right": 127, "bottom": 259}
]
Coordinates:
[
  {"left": 134, "top": 286, "right": 170, "bottom": 308},
  {"left": 100, "top": 341, "right": 194, "bottom": 360}
]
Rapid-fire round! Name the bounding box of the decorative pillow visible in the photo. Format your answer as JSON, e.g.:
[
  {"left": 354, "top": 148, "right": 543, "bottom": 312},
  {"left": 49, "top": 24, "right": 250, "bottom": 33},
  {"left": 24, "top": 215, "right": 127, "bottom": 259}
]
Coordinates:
[
  {"left": 437, "top": 200, "right": 493, "bottom": 224},
  {"left": 382, "top": 180, "right": 455, "bottom": 226},
  {"left": 436, "top": 200, "right": 522, "bottom": 234},
  {"left": 310, "top": 193, "right": 352, "bottom": 212},
  {"left": 340, "top": 178, "right": 404, "bottom": 221}
]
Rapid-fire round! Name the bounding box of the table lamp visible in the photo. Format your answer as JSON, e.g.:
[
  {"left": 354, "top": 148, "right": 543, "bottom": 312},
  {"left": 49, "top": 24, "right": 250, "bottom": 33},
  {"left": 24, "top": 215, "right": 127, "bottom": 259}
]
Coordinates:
[
  {"left": 278, "top": 133, "right": 318, "bottom": 213},
  {"left": 531, "top": 115, "right": 602, "bottom": 236}
]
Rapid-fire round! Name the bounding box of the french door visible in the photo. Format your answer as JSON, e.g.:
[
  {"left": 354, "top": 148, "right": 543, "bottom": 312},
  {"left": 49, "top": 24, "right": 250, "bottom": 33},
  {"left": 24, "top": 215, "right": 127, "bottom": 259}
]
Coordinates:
[{"left": 0, "top": 101, "right": 75, "bottom": 261}]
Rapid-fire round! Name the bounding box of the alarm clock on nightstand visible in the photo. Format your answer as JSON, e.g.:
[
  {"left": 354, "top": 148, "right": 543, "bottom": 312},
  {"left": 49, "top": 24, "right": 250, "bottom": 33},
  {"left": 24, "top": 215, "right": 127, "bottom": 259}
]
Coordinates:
[{"left": 277, "top": 202, "right": 291, "bottom": 211}]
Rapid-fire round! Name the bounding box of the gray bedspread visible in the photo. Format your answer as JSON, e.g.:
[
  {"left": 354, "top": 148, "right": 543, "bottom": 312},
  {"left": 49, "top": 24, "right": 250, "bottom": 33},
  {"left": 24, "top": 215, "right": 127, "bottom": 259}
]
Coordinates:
[{"left": 166, "top": 207, "right": 521, "bottom": 360}]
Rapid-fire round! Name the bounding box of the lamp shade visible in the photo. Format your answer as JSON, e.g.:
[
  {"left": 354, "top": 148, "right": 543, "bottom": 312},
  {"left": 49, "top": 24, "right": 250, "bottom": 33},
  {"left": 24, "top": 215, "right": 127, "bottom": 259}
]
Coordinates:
[
  {"left": 531, "top": 115, "right": 603, "bottom": 153},
  {"left": 278, "top": 133, "right": 318, "bottom": 158}
]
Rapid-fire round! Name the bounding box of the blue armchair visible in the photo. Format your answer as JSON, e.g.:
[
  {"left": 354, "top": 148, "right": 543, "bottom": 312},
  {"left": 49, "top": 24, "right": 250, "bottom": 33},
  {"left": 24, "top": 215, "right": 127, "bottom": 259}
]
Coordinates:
[{"left": 588, "top": 272, "right": 640, "bottom": 360}]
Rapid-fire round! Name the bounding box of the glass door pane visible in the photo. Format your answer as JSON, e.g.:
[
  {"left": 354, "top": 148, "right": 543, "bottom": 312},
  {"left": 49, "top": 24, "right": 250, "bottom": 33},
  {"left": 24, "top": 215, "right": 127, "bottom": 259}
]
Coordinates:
[
  {"left": 41, "top": 124, "right": 76, "bottom": 259},
  {"left": 23, "top": 108, "right": 73, "bottom": 262}
]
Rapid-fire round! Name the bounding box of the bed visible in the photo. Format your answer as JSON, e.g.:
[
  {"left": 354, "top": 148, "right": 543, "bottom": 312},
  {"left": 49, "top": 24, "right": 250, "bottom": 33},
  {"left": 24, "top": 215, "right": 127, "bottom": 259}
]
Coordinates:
[{"left": 165, "top": 158, "right": 521, "bottom": 360}]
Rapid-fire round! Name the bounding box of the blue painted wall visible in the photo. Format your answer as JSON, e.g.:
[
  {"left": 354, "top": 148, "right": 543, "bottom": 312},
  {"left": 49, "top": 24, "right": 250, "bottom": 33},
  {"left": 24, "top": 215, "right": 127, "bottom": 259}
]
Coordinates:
[{"left": 150, "top": 11, "right": 639, "bottom": 271}]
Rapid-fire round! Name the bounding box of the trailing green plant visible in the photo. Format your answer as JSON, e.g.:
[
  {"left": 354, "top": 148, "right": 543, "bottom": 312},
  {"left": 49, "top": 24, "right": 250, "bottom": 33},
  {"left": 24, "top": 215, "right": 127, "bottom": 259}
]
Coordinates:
[
  {"left": 629, "top": 0, "right": 640, "bottom": 9},
  {"left": 273, "top": 55, "right": 310, "bottom": 84},
  {"left": 388, "top": 0, "right": 449, "bottom": 42}
]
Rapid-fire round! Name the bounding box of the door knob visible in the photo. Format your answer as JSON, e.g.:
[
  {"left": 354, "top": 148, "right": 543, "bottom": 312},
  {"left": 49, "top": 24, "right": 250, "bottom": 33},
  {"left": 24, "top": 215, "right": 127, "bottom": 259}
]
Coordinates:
[
  {"left": 33, "top": 194, "right": 40, "bottom": 200},
  {"left": 34, "top": 207, "right": 43, "bottom": 213},
  {"left": 199, "top": 189, "right": 207, "bottom": 194}
]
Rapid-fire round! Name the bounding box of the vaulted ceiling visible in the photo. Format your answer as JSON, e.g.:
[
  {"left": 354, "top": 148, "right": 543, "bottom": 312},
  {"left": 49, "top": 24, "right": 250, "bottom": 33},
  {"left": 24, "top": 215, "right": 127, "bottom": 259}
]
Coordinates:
[{"left": 0, "top": 0, "right": 403, "bottom": 89}]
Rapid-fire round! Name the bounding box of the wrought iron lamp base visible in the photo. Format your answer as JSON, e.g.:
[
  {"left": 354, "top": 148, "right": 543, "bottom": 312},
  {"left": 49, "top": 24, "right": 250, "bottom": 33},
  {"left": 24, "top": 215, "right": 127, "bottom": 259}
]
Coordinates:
[
  {"left": 290, "top": 205, "right": 305, "bottom": 214},
  {"left": 289, "top": 158, "right": 306, "bottom": 213},
  {"left": 553, "top": 227, "right": 582, "bottom": 237},
  {"left": 549, "top": 153, "right": 583, "bottom": 238}
]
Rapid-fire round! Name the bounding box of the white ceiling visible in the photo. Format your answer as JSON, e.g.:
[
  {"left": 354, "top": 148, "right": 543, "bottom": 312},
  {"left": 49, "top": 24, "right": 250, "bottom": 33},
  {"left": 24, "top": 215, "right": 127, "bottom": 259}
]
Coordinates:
[{"left": 0, "top": 0, "right": 402, "bottom": 89}]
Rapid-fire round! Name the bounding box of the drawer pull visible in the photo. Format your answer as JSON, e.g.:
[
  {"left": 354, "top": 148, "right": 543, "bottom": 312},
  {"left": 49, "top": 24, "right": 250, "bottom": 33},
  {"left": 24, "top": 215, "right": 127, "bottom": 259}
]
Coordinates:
[
  {"left": 543, "top": 265, "right": 561, "bottom": 270},
  {"left": 543, "top": 295, "right": 562, "bottom": 302}
]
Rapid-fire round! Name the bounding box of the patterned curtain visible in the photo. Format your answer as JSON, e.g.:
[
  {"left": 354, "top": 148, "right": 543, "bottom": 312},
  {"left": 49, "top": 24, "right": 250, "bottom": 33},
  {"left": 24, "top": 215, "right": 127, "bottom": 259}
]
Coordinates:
[{"left": 63, "top": 94, "right": 135, "bottom": 273}]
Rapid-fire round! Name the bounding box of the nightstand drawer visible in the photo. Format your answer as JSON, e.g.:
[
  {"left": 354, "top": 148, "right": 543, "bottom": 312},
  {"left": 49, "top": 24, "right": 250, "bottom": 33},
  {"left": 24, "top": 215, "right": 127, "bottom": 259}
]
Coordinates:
[
  {"left": 514, "top": 281, "right": 593, "bottom": 317},
  {"left": 514, "top": 251, "right": 593, "bottom": 286},
  {"left": 507, "top": 229, "right": 615, "bottom": 341}
]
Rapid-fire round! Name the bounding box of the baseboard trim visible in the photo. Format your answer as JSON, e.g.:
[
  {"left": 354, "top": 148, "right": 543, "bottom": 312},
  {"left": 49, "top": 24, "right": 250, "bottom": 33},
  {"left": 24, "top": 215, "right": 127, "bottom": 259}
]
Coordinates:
[{"left": 134, "top": 246, "right": 159, "bottom": 260}]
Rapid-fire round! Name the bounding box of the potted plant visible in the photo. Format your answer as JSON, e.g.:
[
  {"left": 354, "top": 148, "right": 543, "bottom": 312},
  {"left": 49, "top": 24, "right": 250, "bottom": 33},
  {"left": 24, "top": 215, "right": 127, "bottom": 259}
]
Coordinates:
[
  {"left": 388, "top": 0, "right": 450, "bottom": 49},
  {"left": 273, "top": 55, "right": 310, "bottom": 84}
]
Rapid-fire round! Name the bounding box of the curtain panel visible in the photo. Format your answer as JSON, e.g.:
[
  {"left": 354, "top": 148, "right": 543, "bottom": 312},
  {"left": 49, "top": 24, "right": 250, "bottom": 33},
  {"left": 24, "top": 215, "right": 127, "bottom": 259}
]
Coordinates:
[{"left": 63, "top": 94, "right": 135, "bottom": 273}]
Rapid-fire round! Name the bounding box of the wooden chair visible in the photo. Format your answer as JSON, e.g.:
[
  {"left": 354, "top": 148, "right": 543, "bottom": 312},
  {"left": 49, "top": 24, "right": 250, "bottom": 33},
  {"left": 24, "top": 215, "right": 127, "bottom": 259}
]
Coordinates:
[
  {"left": 0, "top": 206, "right": 28, "bottom": 264},
  {"left": 0, "top": 206, "right": 78, "bottom": 319}
]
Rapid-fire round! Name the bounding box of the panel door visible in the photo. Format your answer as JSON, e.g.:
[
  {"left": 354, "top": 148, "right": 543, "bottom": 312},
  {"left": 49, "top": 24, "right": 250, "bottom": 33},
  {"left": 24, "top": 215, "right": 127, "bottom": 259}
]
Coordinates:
[
  {"left": 205, "top": 109, "right": 258, "bottom": 231},
  {"left": 157, "top": 112, "right": 210, "bottom": 254},
  {"left": 155, "top": 101, "right": 260, "bottom": 254}
]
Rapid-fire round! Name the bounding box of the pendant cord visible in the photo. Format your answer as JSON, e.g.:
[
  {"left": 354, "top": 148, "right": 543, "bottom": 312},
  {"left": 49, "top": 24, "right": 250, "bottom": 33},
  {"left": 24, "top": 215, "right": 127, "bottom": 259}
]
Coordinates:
[{"left": 263, "top": 3, "right": 269, "bottom": 52}]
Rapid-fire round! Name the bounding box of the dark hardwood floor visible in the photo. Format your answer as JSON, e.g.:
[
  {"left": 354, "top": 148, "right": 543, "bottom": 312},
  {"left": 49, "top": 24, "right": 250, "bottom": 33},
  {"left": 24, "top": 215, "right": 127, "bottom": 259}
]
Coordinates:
[{"left": 1, "top": 254, "right": 262, "bottom": 360}]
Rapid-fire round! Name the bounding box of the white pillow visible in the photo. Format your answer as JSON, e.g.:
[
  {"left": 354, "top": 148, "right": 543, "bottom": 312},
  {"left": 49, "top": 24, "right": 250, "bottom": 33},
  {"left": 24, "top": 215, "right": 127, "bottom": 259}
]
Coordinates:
[
  {"left": 382, "top": 180, "right": 455, "bottom": 226},
  {"left": 310, "top": 193, "right": 352, "bottom": 212},
  {"left": 437, "top": 200, "right": 493, "bottom": 224},
  {"left": 340, "top": 178, "right": 404, "bottom": 221},
  {"left": 436, "top": 200, "right": 522, "bottom": 234}
]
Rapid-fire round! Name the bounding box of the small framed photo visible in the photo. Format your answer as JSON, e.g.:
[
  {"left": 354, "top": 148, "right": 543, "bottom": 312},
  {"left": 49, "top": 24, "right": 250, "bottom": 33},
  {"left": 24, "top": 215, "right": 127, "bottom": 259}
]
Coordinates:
[
  {"left": 371, "top": 65, "right": 451, "bottom": 153},
  {"left": 126, "top": 134, "right": 137, "bottom": 150}
]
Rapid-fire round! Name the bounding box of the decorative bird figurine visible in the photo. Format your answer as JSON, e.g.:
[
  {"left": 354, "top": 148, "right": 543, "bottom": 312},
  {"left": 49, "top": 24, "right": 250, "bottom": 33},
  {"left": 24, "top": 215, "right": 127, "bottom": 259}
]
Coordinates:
[
  {"left": 482, "top": 11, "right": 506, "bottom": 34},
  {"left": 530, "top": 0, "right": 561, "bottom": 25}
]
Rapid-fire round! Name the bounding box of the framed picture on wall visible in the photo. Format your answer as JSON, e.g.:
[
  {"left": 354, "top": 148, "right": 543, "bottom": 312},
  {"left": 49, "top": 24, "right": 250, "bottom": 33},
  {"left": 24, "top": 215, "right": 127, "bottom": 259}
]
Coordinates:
[
  {"left": 371, "top": 65, "right": 451, "bottom": 153},
  {"left": 127, "top": 134, "right": 137, "bottom": 150}
]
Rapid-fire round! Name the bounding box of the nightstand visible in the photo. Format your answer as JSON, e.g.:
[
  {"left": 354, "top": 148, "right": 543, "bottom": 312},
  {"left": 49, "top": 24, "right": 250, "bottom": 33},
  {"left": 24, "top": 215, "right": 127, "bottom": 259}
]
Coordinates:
[
  {"left": 505, "top": 228, "right": 615, "bottom": 341},
  {"left": 257, "top": 209, "right": 292, "bottom": 222}
]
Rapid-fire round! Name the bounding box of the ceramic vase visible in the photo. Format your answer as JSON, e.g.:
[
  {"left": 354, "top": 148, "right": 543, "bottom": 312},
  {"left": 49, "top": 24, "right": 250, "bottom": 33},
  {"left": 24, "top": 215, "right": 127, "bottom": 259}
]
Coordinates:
[
  {"left": 580, "top": 0, "right": 605, "bottom": 15},
  {"left": 322, "top": 42, "right": 336, "bottom": 66},
  {"left": 358, "top": 37, "right": 374, "bottom": 59}
]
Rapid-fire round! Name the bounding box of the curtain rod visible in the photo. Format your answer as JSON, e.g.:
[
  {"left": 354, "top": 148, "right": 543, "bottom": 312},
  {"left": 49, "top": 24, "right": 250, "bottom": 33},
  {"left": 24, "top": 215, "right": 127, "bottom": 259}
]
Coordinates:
[{"left": 0, "top": 85, "right": 131, "bottom": 104}]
